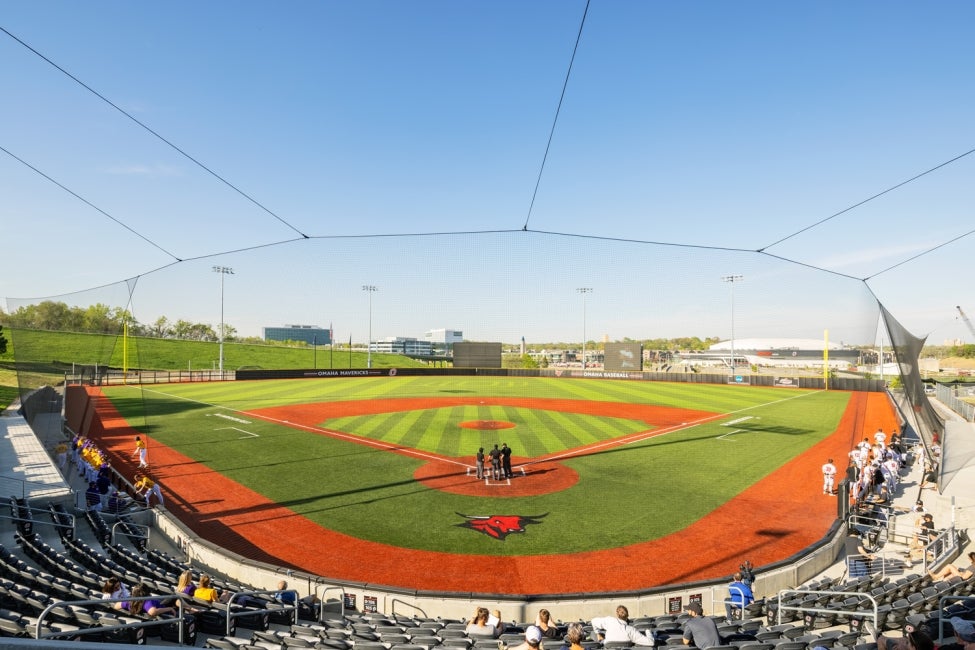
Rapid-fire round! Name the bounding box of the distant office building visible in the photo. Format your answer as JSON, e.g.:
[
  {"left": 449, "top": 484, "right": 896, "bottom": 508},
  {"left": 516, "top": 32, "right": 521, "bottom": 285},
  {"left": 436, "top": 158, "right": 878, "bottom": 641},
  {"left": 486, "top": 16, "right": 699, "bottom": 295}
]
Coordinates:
[
  {"left": 424, "top": 328, "right": 464, "bottom": 354},
  {"left": 263, "top": 324, "right": 332, "bottom": 346},
  {"left": 371, "top": 337, "right": 433, "bottom": 355}
]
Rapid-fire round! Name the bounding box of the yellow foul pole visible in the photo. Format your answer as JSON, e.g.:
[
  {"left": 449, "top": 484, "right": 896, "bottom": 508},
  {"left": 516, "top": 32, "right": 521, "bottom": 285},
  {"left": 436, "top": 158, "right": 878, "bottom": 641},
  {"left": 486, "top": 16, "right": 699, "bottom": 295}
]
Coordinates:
[
  {"left": 823, "top": 329, "right": 829, "bottom": 390},
  {"left": 123, "top": 320, "right": 128, "bottom": 382}
]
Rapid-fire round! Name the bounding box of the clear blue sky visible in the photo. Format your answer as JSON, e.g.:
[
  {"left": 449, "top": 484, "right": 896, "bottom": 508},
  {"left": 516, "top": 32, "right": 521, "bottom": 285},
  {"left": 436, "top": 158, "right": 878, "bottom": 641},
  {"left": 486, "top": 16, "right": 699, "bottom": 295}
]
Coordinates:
[{"left": 2, "top": 1, "right": 973, "bottom": 346}]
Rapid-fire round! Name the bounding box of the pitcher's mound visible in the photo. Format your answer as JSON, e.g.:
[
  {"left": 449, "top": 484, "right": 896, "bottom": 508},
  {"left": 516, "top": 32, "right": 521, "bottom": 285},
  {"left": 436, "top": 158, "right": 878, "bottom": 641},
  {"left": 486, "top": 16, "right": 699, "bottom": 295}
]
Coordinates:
[{"left": 459, "top": 420, "right": 515, "bottom": 430}]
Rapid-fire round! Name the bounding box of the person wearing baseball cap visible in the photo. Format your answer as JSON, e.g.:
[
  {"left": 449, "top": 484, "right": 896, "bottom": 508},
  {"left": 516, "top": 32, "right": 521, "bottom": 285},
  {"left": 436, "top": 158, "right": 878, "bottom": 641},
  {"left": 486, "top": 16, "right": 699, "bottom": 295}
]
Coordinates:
[
  {"left": 950, "top": 618, "right": 975, "bottom": 647},
  {"left": 682, "top": 602, "right": 721, "bottom": 649},
  {"left": 507, "top": 625, "right": 544, "bottom": 650}
]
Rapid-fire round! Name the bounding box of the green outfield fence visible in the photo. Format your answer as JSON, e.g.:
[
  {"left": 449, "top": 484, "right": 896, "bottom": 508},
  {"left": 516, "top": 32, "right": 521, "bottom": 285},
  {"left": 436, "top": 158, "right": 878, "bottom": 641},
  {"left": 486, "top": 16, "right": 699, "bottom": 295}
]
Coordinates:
[{"left": 60, "top": 365, "right": 886, "bottom": 391}]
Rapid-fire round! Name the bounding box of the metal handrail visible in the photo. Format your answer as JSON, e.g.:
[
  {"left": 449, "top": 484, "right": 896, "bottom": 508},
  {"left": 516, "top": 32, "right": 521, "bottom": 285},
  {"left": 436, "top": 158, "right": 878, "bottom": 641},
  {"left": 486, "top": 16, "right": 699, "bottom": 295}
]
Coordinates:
[
  {"left": 316, "top": 585, "right": 347, "bottom": 623},
  {"left": 111, "top": 518, "right": 150, "bottom": 546},
  {"left": 391, "top": 597, "right": 428, "bottom": 620},
  {"left": 1, "top": 503, "right": 76, "bottom": 537},
  {"left": 776, "top": 589, "right": 879, "bottom": 629},
  {"left": 936, "top": 594, "right": 975, "bottom": 644},
  {"left": 36, "top": 593, "right": 191, "bottom": 644},
  {"left": 202, "top": 587, "right": 299, "bottom": 636}
]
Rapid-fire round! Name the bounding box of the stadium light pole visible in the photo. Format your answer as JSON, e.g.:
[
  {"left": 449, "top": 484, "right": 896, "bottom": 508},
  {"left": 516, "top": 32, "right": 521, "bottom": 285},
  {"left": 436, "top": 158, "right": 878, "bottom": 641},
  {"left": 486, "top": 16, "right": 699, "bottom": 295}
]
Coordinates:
[
  {"left": 362, "top": 285, "right": 377, "bottom": 368},
  {"left": 577, "top": 288, "right": 592, "bottom": 371},
  {"left": 721, "top": 275, "right": 743, "bottom": 376},
  {"left": 212, "top": 266, "right": 234, "bottom": 373}
]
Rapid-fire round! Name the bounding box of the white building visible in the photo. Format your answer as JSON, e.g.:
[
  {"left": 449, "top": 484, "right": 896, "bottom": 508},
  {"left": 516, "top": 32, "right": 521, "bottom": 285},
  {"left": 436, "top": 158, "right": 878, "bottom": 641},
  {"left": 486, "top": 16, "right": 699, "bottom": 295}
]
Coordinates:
[
  {"left": 682, "top": 338, "right": 861, "bottom": 370},
  {"left": 423, "top": 328, "right": 464, "bottom": 353},
  {"left": 370, "top": 337, "right": 433, "bottom": 355}
]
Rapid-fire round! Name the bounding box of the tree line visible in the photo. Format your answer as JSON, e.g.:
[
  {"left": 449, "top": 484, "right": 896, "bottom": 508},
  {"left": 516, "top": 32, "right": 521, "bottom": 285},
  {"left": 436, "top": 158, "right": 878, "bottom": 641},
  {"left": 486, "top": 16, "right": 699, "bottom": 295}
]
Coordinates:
[{"left": 0, "top": 300, "right": 247, "bottom": 344}]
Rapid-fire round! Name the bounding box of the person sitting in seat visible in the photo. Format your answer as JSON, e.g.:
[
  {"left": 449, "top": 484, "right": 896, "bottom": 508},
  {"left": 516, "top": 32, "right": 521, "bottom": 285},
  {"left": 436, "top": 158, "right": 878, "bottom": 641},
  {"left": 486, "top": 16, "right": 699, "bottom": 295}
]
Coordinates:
[
  {"left": 273, "top": 579, "right": 319, "bottom": 618},
  {"left": 466, "top": 606, "right": 502, "bottom": 638},
  {"left": 876, "top": 623, "right": 934, "bottom": 650},
  {"left": 724, "top": 572, "right": 754, "bottom": 623},
  {"left": 929, "top": 551, "right": 975, "bottom": 581},
  {"left": 100, "top": 576, "right": 130, "bottom": 610},
  {"left": 509, "top": 625, "right": 545, "bottom": 650},
  {"left": 562, "top": 623, "right": 587, "bottom": 650},
  {"left": 535, "top": 608, "right": 562, "bottom": 640},
  {"left": 682, "top": 602, "right": 721, "bottom": 650},
  {"left": 591, "top": 604, "right": 654, "bottom": 646},
  {"left": 193, "top": 574, "right": 231, "bottom": 604},
  {"left": 130, "top": 582, "right": 177, "bottom": 617}
]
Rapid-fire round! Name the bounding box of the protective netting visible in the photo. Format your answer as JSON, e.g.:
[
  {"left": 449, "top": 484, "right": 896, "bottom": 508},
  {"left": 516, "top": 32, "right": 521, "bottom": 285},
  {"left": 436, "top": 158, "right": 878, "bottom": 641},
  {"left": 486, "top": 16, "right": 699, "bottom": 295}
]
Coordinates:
[{"left": 880, "top": 304, "right": 945, "bottom": 481}]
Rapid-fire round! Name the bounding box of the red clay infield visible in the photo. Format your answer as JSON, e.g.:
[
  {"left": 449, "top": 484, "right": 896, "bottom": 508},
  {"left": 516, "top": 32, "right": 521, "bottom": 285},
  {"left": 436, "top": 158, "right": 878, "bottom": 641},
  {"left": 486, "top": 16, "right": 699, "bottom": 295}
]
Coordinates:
[{"left": 83, "top": 388, "right": 895, "bottom": 595}]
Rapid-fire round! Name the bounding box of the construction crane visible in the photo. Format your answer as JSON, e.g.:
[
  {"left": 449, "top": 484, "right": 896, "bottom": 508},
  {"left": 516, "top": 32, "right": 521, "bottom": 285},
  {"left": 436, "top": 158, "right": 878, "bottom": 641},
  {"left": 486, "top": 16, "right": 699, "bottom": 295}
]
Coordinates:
[{"left": 957, "top": 305, "right": 975, "bottom": 339}]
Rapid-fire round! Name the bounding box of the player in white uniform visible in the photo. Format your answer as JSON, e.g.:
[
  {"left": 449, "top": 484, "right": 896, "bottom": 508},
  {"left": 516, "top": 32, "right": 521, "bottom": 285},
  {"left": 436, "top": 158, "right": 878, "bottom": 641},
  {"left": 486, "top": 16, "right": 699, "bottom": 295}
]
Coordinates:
[{"left": 822, "top": 458, "right": 838, "bottom": 495}]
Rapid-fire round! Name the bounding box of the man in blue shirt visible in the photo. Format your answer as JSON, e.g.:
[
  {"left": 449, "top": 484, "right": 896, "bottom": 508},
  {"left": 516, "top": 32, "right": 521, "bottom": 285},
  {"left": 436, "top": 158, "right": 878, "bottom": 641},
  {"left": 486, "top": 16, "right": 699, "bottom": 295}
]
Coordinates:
[{"left": 724, "top": 572, "right": 754, "bottom": 622}]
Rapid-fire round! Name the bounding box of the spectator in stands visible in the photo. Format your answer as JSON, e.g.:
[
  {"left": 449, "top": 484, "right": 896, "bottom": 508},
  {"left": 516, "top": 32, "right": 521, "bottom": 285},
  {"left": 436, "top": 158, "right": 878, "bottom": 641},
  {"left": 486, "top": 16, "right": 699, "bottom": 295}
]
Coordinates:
[
  {"left": 929, "top": 551, "right": 975, "bottom": 581},
  {"left": 101, "top": 576, "right": 131, "bottom": 610},
  {"left": 169, "top": 570, "right": 200, "bottom": 613},
  {"left": 466, "top": 606, "right": 502, "bottom": 638},
  {"left": 876, "top": 624, "right": 934, "bottom": 650},
  {"left": 591, "top": 605, "right": 654, "bottom": 646},
  {"left": 681, "top": 602, "right": 720, "bottom": 649},
  {"left": 948, "top": 618, "right": 975, "bottom": 649},
  {"left": 561, "top": 623, "right": 587, "bottom": 650},
  {"left": 274, "top": 579, "right": 319, "bottom": 617},
  {"left": 193, "top": 573, "right": 231, "bottom": 604},
  {"left": 535, "top": 608, "right": 562, "bottom": 640},
  {"left": 920, "top": 461, "right": 938, "bottom": 490},
  {"left": 724, "top": 572, "right": 754, "bottom": 623},
  {"left": 85, "top": 481, "right": 103, "bottom": 512},
  {"left": 908, "top": 513, "right": 937, "bottom": 562},
  {"left": 131, "top": 582, "right": 177, "bottom": 617},
  {"left": 509, "top": 625, "right": 544, "bottom": 650},
  {"left": 175, "top": 570, "right": 197, "bottom": 596}
]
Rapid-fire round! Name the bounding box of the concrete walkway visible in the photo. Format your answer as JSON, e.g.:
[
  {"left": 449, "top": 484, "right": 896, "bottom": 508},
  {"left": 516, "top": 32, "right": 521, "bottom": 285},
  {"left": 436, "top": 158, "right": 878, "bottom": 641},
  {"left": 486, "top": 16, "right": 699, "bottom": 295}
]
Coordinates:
[{"left": 0, "top": 406, "right": 72, "bottom": 504}]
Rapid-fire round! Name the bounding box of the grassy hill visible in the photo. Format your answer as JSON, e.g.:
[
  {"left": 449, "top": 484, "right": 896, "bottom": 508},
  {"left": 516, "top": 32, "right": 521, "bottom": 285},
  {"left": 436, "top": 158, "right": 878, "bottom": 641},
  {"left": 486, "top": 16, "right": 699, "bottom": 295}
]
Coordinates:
[{"left": 0, "top": 329, "right": 427, "bottom": 410}]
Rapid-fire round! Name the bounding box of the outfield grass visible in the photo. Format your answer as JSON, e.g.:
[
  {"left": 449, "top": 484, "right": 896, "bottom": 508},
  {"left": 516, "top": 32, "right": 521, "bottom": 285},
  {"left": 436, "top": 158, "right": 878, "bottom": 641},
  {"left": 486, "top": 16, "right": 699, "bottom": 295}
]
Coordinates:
[{"left": 102, "top": 376, "right": 851, "bottom": 556}]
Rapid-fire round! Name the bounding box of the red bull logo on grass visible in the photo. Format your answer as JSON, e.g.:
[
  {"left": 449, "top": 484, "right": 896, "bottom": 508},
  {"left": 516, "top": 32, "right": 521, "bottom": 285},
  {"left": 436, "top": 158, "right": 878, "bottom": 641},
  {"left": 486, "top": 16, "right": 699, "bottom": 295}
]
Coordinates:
[{"left": 456, "top": 513, "right": 547, "bottom": 540}]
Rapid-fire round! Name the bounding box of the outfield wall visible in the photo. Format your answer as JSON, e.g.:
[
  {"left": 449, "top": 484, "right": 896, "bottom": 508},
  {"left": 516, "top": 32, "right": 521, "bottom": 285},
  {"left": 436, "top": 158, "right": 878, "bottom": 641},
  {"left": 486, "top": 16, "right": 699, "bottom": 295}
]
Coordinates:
[
  {"left": 71, "top": 365, "right": 885, "bottom": 392},
  {"left": 232, "top": 366, "right": 885, "bottom": 392}
]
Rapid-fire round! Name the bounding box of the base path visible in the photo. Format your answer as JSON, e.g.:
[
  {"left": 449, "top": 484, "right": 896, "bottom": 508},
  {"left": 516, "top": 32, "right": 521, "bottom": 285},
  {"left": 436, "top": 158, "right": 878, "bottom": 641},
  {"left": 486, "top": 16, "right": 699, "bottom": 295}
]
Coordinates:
[{"left": 82, "top": 388, "right": 895, "bottom": 595}]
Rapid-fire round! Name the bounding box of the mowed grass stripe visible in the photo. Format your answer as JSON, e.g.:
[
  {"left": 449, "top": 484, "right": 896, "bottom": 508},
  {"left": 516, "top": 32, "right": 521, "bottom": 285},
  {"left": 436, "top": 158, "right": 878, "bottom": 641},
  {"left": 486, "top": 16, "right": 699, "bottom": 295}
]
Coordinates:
[
  {"left": 403, "top": 408, "right": 441, "bottom": 451},
  {"left": 382, "top": 409, "right": 426, "bottom": 446},
  {"left": 429, "top": 407, "right": 460, "bottom": 457},
  {"left": 529, "top": 409, "right": 596, "bottom": 451}
]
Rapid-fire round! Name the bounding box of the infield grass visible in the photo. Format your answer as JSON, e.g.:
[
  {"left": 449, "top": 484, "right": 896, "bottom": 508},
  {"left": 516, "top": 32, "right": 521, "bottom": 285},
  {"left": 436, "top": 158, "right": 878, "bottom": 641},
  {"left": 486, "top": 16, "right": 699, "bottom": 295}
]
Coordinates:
[{"left": 101, "top": 376, "right": 851, "bottom": 556}]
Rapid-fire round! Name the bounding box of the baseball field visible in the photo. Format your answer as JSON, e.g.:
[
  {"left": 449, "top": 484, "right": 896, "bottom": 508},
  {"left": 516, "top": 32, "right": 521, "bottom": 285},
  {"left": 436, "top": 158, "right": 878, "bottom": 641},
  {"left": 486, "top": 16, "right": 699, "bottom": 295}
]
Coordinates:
[{"left": 82, "top": 375, "right": 896, "bottom": 594}]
